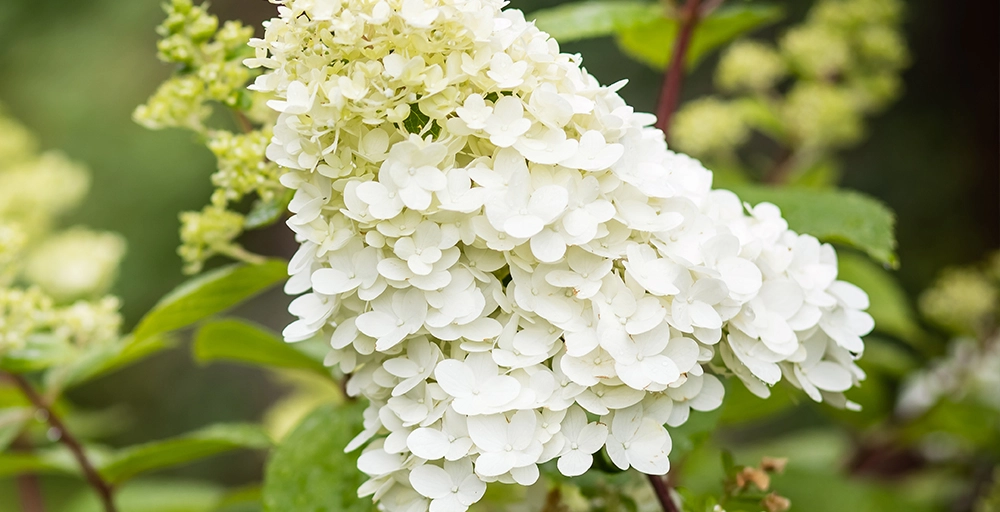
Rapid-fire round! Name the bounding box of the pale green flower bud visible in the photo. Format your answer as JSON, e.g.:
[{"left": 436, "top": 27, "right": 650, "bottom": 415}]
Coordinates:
[
  {"left": 716, "top": 41, "right": 786, "bottom": 92},
  {"left": 0, "top": 152, "right": 90, "bottom": 233},
  {"left": 0, "top": 287, "right": 53, "bottom": 353},
  {"left": 813, "top": 0, "right": 902, "bottom": 30},
  {"left": 178, "top": 205, "right": 246, "bottom": 274},
  {"left": 849, "top": 72, "right": 902, "bottom": 112},
  {"left": 22, "top": 228, "right": 127, "bottom": 302},
  {"left": 0, "top": 222, "right": 27, "bottom": 286},
  {"left": 133, "top": 75, "right": 210, "bottom": 131},
  {"left": 207, "top": 129, "right": 281, "bottom": 203},
  {"left": 780, "top": 26, "right": 850, "bottom": 79},
  {"left": 198, "top": 61, "right": 251, "bottom": 106},
  {"left": 55, "top": 297, "right": 122, "bottom": 348},
  {"left": 671, "top": 99, "right": 750, "bottom": 158},
  {"left": 783, "top": 83, "right": 862, "bottom": 149},
  {"left": 858, "top": 26, "right": 909, "bottom": 69},
  {"left": 920, "top": 268, "right": 997, "bottom": 336},
  {"left": 0, "top": 114, "right": 38, "bottom": 169}
]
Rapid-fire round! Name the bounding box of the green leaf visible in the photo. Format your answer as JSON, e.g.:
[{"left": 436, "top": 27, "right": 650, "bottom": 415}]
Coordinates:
[
  {"left": 667, "top": 406, "right": 722, "bottom": 461},
  {"left": 245, "top": 192, "right": 291, "bottom": 230},
  {"left": 616, "top": 5, "right": 783, "bottom": 70},
  {"left": 0, "top": 407, "right": 31, "bottom": 451},
  {"left": 687, "top": 5, "right": 784, "bottom": 68},
  {"left": 63, "top": 479, "right": 226, "bottom": 512},
  {"left": 99, "top": 424, "right": 272, "bottom": 484},
  {"left": 530, "top": 1, "right": 658, "bottom": 42},
  {"left": 728, "top": 185, "right": 898, "bottom": 267},
  {"left": 0, "top": 446, "right": 81, "bottom": 478},
  {"left": 837, "top": 252, "right": 925, "bottom": 344},
  {"left": 133, "top": 260, "right": 287, "bottom": 342},
  {"left": 262, "top": 402, "right": 371, "bottom": 512},
  {"left": 193, "top": 319, "right": 326, "bottom": 374},
  {"left": 47, "top": 334, "right": 175, "bottom": 392},
  {"left": 0, "top": 334, "right": 73, "bottom": 373}
]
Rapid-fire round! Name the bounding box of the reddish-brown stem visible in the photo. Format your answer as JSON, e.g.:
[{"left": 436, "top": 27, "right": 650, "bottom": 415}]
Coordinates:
[
  {"left": 648, "top": 474, "right": 681, "bottom": 512},
  {"left": 16, "top": 473, "right": 45, "bottom": 512},
  {"left": 8, "top": 374, "right": 117, "bottom": 512},
  {"left": 655, "top": 0, "right": 704, "bottom": 139}
]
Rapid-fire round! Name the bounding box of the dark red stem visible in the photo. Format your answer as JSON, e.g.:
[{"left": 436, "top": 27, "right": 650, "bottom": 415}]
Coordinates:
[
  {"left": 655, "top": 0, "right": 705, "bottom": 139},
  {"left": 648, "top": 474, "right": 681, "bottom": 512},
  {"left": 9, "top": 374, "right": 117, "bottom": 512}
]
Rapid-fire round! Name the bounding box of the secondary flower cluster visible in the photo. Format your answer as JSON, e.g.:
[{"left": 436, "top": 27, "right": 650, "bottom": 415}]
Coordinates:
[
  {"left": 250, "top": 0, "right": 873, "bottom": 510},
  {"left": 135, "top": 0, "right": 283, "bottom": 274},
  {"left": 0, "top": 108, "right": 124, "bottom": 355}
]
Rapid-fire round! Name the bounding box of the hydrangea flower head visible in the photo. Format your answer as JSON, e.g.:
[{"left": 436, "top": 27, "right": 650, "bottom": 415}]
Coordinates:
[{"left": 249, "top": 0, "right": 874, "bottom": 509}]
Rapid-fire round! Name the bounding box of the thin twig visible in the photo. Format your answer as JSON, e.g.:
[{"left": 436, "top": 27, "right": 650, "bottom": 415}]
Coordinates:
[
  {"left": 655, "top": 0, "right": 705, "bottom": 139},
  {"left": 648, "top": 474, "right": 681, "bottom": 512},
  {"left": 8, "top": 374, "right": 117, "bottom": 512}
]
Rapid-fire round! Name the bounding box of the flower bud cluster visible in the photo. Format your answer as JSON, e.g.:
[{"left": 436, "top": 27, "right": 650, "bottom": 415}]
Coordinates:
[
  {"left": 676, "top": 0, "right": 907, "bottom": 159},
  {"left": 0, "top": 110, "right": 124, "bottom": 356},
  {"left": 250, "top": 1, "right": 873, "bottom": 510},
  {"left": 136, "top": 0, "right": 284, "bottom": 274}
]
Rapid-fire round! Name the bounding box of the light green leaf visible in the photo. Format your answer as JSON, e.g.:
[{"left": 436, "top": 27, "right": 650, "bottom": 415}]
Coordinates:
[
  {"left": 687, "top": 5, "right": 784, "bottom": 68},
  {"left": 616, "top": 5, "right": 783, "bottom": 70},
  {"left": 63, "top": 479, "right": 226, "bottom": 512},
  {"left": 262, "top": 402, "right": 371, "bottom": 512},
  {"left": 133, "top": 260, "right": 287, "bottom": 342},
  {"left": 530, "top": 1, "right": 658, "bottom": 42},
  {"left": 193, "top": 319, "right": 326, "bottom": 374},
  {"left": 838, "top": 252, "right": 925, "bottom": 343},
  {"left": 0, "top": 407, "right": 31, "bottom": 452},
  {"left": 614, "top": 17, "right": 676, "bottom": 70},
  {"left": 99, "top": 424, "right": 272, "bottom": 484},
  {"left": 0, "top": 334, "right": 73, "bottom": 373},
  {"left": 47, "top": 334, "right": 176, "bottom": 392},
  {"left": 0, "top": 446, "right": 81, "bottom": 478},
  {"left": 728, "top": 185, "right": 898, "bottom": 267},
  {"left": 667, "top": 406, "right": 722, "bottom": 461}
]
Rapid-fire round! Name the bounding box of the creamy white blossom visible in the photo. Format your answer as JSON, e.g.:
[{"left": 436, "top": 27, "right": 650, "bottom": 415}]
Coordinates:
[{"left": 251, "top": 0, "right": 874, "bottom": 510}]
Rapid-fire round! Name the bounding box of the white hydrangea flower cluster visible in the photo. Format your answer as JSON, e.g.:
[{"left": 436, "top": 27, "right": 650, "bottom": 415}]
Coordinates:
[{"left": 249, "top": 0, "right": 874, "bottom": 509}]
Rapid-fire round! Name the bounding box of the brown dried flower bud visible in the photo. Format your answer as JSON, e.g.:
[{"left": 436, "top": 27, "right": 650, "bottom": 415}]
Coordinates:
[
  {"left": 761, "top": 456, "right": 789, "bottom": 474},
  {"left": 762, "top": 492, "right": 791, "bottom": 512}
]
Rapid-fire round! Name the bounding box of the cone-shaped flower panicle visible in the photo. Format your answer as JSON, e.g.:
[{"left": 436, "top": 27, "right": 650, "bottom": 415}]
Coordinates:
[{"left": 249, "top": 1, "right": 873, "bottom": 509}]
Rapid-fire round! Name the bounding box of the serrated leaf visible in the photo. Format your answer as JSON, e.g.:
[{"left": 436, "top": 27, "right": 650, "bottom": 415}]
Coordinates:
[
  {"left": 262, "top": 402, "right": 371, "bottom": 512},
  {"left": 133, "top": 260, "right": 287, "bottom": 342},
  {"left": 615, "top": 5, "right": 783, "bottom": 70},
  {"left": 530, "top": 1, "right": 658, "bottom": 42},
  {"left": 728, "top": 185, "right": 898, "bottom": 267},
  {"left": 99, "top": 424, "right": 272, "bottom": 484},
  {"left": 193, "top": 319, "right": 326, "bottom": 374},
  {"left": 47, "top": 334, "right": 175, "bottom": 392},
  {"left": 837, "top": 252, "right": 925, "bottom": 344}
]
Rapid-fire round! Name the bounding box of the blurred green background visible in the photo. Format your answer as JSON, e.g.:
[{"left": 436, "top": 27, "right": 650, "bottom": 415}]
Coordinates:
[{"left": 0, "top": 0, "right": 996, "bottom": 507}]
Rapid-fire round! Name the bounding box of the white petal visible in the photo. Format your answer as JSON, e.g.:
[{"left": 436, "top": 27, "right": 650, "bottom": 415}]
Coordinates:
[{"left": 410, "top": 464, "right": 453, "bottom": 499}]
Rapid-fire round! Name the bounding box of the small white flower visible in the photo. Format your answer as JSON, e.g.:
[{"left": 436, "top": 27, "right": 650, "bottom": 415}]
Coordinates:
[
  {"left": 434, "top": 353, "right": 520, "bottom": 415},
  {"left": 556, "top": 406, "right": 608, "bottom": 477},
  {"left": 409, "top": 459, "right": 486, "bottom": 512}
]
